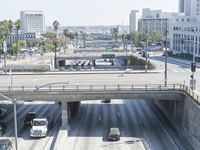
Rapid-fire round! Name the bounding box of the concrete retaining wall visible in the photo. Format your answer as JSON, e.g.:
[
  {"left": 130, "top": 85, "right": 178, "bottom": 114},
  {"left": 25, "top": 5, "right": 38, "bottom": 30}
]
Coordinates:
[{"left": 154, "top": 95, "right": 200, "bottom": 150}]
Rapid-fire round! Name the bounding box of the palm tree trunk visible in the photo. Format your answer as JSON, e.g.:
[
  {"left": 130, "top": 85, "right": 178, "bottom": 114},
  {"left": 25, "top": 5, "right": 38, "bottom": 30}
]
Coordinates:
[{"left": 16, "top": 30, "right": 19, "bottom": 58}]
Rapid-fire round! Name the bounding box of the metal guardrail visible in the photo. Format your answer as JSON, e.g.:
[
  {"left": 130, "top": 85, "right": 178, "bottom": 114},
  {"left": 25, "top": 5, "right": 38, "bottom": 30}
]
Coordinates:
[{"left": 0, "top": 84, "right": 199, "bottom": 104}]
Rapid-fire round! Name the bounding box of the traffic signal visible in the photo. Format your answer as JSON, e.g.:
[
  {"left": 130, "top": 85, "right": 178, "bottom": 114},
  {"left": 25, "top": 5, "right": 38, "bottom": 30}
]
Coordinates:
[{"left": 191, "top": 62, "right": 196, "bottom": 72}]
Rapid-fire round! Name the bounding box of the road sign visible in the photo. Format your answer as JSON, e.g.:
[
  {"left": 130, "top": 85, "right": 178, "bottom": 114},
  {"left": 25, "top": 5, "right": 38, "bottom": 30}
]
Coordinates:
[{"left": 191, "top": 62, "right": 196, "bottom": 72}]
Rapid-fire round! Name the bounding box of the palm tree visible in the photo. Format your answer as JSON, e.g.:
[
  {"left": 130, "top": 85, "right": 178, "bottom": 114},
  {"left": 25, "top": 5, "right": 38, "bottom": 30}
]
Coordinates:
[
  {"left": 15, "top": 19, "right": 21, "bottom": 56},
  {"left": 8, "top": 20, "right": 13, "bottom": 55},
  {"left": 52, "top": 20, "right": 59, "bottom": 68},
  {"left": 63, "top": 29, "right": 69, "bottom": 54}
]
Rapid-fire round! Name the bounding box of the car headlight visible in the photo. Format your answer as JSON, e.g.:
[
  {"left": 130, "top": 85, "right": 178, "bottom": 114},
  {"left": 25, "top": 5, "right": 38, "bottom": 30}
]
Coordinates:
[{"left": 42, "top": 129, "right": 47, "bottom": 134}]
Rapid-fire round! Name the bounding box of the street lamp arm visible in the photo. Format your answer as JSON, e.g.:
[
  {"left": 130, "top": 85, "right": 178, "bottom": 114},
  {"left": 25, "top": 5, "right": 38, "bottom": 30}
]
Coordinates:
[{"left": 34, "top": 82, "right": 70, "bottom": 91}]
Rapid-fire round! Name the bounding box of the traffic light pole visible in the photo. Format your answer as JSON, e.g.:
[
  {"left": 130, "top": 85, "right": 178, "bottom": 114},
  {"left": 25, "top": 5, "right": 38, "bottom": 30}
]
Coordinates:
[
  {"left": 192, "top": 41, "right": 195, "bottom": 90},
  {"left": 164, "top": 23, "right": 168, "bottom": 87}
]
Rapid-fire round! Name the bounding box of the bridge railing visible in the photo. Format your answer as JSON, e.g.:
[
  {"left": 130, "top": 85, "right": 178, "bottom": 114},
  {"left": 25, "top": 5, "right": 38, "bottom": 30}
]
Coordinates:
[{"left": 0, "top": 84, "right": 200, "bottom": 104}]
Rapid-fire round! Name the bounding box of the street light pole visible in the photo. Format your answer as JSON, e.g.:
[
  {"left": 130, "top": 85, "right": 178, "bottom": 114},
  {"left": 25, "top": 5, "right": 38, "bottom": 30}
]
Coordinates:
[
  {"left": 13, "top": 99, "right": 18, "bottom": 150},
  {"left": 0, "top": 94, "right": 18, "bottom": 150},
  {"left": 164, "top": 23, "right": 168, "bottom": 87}
]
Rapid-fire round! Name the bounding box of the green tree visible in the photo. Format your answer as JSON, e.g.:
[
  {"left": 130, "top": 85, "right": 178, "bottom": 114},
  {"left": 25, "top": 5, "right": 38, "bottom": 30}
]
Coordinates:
[
  {"left": 0, "top": 20, "right": 9, "bottom": 53},
  {"left": 15, "top": 19, "right": 21, "bottom": 56}
]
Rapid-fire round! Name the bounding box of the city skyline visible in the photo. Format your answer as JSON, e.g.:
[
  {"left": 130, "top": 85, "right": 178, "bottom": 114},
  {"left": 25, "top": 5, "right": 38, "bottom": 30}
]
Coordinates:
[{"left": 0, "top": 0, "right": 178, "bottom": 26}]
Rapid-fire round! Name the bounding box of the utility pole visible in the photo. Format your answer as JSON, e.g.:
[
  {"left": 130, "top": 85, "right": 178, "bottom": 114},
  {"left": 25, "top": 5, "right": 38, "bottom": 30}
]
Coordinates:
[{"left": 164, "top": 22, "right": 168, "bottom": 87}]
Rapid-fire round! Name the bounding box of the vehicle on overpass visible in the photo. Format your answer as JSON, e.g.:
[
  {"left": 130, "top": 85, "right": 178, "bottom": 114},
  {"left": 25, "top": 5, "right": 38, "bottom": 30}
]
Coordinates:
[
  {"left": 108, "top": 127, "right": 121, "bottom": 141},
  {"left": 30, "top": 117, "right": 54, "bottom": 138},
  {"left": 101, "top": 99, "right": 111, "bottom": 103}
]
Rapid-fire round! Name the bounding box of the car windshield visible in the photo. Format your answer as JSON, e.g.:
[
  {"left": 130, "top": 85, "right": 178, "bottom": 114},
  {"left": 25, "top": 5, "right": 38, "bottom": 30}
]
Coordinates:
[{"left": 33, "top": 120, "right": 47, "bottom": 126}]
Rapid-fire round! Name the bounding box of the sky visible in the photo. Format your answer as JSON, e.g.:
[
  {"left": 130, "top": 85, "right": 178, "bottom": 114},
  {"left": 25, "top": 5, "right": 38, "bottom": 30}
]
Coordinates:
[{"left": 0, "top": 0, "right": 178, "bottom": 26}]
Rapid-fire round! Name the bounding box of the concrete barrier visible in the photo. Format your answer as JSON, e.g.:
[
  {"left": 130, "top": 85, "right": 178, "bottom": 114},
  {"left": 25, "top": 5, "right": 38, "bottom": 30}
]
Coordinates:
[{"left": 154, "top": 94, "right": 200, "bottom": 150}]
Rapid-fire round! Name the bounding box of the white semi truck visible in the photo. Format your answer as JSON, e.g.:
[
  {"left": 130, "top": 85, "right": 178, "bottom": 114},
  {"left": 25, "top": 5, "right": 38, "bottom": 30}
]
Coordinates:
[{"left": 30, "top": 118, "right": 54, "bottom": 138}]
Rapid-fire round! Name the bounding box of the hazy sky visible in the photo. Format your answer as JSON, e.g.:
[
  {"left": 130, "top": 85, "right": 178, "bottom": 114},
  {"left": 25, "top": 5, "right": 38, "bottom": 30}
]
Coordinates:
[{"left": 0, "top": 0, "right": 178, "bottom": 26}]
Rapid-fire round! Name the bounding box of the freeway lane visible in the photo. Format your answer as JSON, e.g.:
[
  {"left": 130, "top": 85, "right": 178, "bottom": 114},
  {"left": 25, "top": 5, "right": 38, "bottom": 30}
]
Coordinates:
[
  {"left": 66, "top": 100, "right": 193, "bottom": 150},
  {"left": 0, "top": 101, "right": 60, "bottom": 150}
]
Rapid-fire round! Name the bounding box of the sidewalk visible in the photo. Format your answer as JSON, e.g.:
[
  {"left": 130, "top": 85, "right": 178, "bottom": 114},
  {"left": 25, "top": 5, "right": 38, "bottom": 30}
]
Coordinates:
[{"left": 0, "top": 69, "right": 162, "bottom": 75}]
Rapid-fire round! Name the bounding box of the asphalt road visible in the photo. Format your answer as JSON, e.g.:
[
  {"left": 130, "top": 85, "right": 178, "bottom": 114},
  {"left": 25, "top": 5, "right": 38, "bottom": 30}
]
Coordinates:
[
  {"left": 0, "top": 101, "right": 61, "bottom": 150},
  {"left": 65, "top": 100, "right": 193, "bottom": 150}
]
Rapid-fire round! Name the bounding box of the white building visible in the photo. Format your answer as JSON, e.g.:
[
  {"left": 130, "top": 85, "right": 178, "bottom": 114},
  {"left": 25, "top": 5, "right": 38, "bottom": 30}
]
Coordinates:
[
  {"left": 138, "top": 9, "right": 177, "bottom": 38},
  {"left": 169, "top": 0, "right": 200, "bottom": 56},
  {"left": 20, "top": 10, "right": 45, "bottom": 34},
  {"left": 129, "top": 10, "right": 138, "bottom": 33}
]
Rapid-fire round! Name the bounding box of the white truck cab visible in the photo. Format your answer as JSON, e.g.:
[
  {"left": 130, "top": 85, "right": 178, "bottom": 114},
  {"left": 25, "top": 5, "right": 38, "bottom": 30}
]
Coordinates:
[{"left": 30, "top": 118, "right": 49, "bottom": 138}]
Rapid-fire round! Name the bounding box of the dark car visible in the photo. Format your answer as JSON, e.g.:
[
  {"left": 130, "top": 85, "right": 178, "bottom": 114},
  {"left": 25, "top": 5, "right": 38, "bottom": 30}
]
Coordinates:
[
  {"left": 0, "top": 122, "right": 6, "bottom": 136},
  {"left": 24, "top": 112, "right": 36, "bottom": 126},
  {"left": 101, "top": 99, "right": 111, "bottom": 103},
  {"left": 0, "top": 139, "right": 12, "bottom": 150},
  {"left": 108, "top": 128, "right": 121, "bottom": 141},
  {"left": 0, "top": 109, "right": 7, "bottom": 120}
]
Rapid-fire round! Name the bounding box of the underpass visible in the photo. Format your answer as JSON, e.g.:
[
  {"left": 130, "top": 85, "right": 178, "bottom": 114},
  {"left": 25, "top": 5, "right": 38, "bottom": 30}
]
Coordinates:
[{"left": 0, "top": 83, "right": 200, "bottom": 150}]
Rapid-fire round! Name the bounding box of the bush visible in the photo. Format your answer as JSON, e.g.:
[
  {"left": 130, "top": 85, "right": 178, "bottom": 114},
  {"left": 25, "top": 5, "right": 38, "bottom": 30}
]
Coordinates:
[{"left": 33, "top": 66, "right": 48, "bottom": 72}]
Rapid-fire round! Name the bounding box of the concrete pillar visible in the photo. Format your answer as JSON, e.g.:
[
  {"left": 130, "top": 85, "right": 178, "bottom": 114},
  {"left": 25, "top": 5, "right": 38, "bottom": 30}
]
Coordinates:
[{"left": 61, "top": 101, "right": 68, "bottom": 129}]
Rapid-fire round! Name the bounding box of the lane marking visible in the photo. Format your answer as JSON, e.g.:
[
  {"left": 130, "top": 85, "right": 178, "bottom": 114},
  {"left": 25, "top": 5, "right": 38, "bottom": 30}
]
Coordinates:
[{"left": 117, "top": 111, "right": 120, "bottom": 117}]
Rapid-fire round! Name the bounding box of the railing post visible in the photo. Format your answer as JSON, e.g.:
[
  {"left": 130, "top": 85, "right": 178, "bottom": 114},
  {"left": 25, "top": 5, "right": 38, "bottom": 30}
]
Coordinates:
[
  {"left": 173, "top": 84, "right": 175, "bottom": 90},
  {"left": 22, "top": 86, "right": 24, "bottom": 92},
  {"left": 63, "top": 85, "right": 65, "bottom": 91},
  {"left": 146, "top": 84, "right": 147, "bottom": 91},
  {"left": 49, "top": 86, "right": 51, "bottom": 92},
  {"left": 193, "top": 92, "right": 194, "bottom": 98},
  {"left": 159, "top": 85, "right": 161, "bottom": 90},
  {"left": 77, "top": 85, "right": 78, "bottom": 92},
  {"left": 132, "top": 85, "right": 133, "bottom": 91},
  {"left": 90, "top": 85, "right": 92, "bottom": 91},
  {"left": 8, "top": 86, "right": 11, "bottom": 92},
  {"left": 180, "top": 84, "right": 181, "bottom": 90},
  {"left": 36, "top": 86, "right": 38, "bottom": 90},
  {"left": 118, "top": 85, "right": 120, "bottom": 91}
]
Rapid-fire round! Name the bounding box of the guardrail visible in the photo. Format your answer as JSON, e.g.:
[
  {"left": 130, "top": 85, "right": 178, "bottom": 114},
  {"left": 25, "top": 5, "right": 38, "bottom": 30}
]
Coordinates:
[{"left": 0, "top": 84, "right": 199, "bottom": 104}]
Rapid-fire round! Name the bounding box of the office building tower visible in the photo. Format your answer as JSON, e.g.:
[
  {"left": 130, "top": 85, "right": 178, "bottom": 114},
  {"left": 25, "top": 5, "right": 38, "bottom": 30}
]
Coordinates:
[{"left": 20, "top": 10, "right": 45, "bottom": 34}]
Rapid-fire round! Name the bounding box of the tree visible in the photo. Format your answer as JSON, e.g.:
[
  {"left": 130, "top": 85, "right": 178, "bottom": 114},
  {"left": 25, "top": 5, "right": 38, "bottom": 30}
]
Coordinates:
[
  {"left": 15, "top": 19, "right": 21, "bottom": 56},
  {"left": 52, "top": 20, "right": 59, "bottom": 68},
  {"left": 8, "top": 20, "right": 13, "bottom": 54},
  {"left": 0, "top": 20, "right": 9, "bottom": 53},
  {"left": 149, "top": 30, "right": 161, "bottom": 43},
  {"left": 63, "top": 29, "right": 69, "bottom": 53}
]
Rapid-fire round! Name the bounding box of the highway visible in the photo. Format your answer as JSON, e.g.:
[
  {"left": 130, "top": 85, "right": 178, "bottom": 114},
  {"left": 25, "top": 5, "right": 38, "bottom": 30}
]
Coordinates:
[
  {"left": 0, "top": 54, "right": 198, "bottom": 149},
  {"left": 65, "top": 100, "right": 193, "bottom": 150}
]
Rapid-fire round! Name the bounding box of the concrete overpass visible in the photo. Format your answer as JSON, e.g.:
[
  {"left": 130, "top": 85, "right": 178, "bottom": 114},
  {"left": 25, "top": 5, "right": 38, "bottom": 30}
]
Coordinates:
[{"left": 1, "top": 83, "right": 200, "bottom": 149}]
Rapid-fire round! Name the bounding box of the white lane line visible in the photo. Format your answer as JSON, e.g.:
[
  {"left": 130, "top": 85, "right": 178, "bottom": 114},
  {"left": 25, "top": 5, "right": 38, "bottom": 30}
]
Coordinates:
[
  {"left": 173, "top": 70, "right": 179, "bottom": 73},
  {"left": 117, "top": 111, "right": 120, "bottom": 117},
  {"left": 179, "top": 69, "right": 186, "bottom": 72},
  {"left": 99, "top": 115, "right": 101, "bottom": 121}
]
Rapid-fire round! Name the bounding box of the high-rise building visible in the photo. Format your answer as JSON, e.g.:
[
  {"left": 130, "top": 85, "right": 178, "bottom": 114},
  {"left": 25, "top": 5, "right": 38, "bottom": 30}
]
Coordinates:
[
  {"left": 138, "top": 9, "right": 177, "bottom": 38},
  {"left": 20, "top": 10, "right": 45, "bottom": 34},
  {"left": 179, "top": 0, "right": 185, "bottom": 13},
  {"left": 178, "top": 0, "right": 200, "bottom": 16},
  {"left": 169, "top": 0, "right": 200, "bottom": 56},
  {"left": 129, "top": 10, "right": 138, "bottom": 33}
]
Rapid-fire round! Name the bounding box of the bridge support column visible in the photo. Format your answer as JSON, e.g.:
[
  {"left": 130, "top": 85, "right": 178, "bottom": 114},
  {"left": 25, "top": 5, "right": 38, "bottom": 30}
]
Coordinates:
[{"left": 61, "top": 101, "right": 68, "bottom": 129}]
